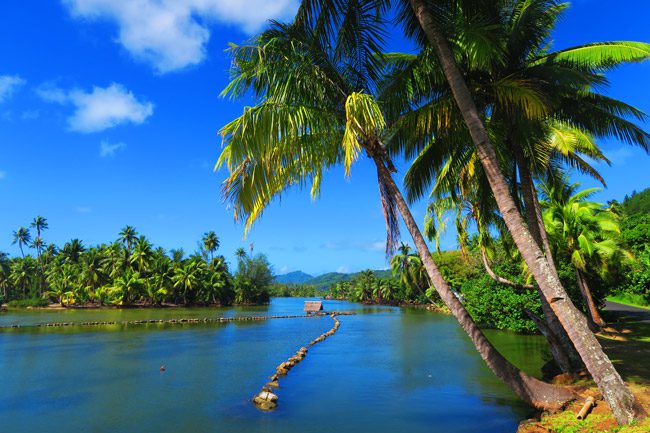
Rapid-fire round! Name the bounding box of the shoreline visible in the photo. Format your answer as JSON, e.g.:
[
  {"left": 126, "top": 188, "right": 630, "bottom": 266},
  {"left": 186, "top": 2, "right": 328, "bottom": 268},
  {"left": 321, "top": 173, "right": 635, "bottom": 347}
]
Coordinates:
[{"left": 0, "top": 301, "right": 270, "bottom": 311}]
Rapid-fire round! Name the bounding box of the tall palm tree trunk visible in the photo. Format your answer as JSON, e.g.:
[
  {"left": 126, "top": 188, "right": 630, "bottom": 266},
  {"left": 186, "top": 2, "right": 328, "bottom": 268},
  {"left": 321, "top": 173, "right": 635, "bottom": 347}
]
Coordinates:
[
  {"left": 515, "top": 149, "right": 583, "bottom": 372},
  {"left": 409, "top": 0, "right": 641, "bottom": 423},
  {"left": 576, "top": 269, "right": 606, "bottom": 329},
  {"left": 370, "top": 149, "right": 574, "bottom": 410}
]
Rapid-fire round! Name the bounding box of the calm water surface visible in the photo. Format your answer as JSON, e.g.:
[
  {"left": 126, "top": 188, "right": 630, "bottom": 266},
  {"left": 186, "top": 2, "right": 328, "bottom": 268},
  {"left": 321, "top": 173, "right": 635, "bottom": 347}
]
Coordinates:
[{"left": 0, "top": 298, "right": 550, "bottom": 433}]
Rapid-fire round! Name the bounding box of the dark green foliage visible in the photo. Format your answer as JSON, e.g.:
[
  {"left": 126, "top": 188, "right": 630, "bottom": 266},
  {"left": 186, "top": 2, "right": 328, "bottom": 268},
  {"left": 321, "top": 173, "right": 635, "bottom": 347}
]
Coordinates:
[
  {"left": 621, "top": 187, "right": 650, "bottom": 215},
  {"left": 269, "top": 283, "right": 318, "bottom": 297},
  {"left": 1, "top": 219, "right": 271, "bottom": 308},
  {"left": 233, "top": 254, "right": 273, "bottom": 304},
  {"left": 304, "top": 269, "right": 393, "bottom": 290},
  {"left": 613, "top": 213, "right": 650, "bottom": 305},
  {"left": 7, "top": 298, "right": 49, "bottom": 308},
  {"left": 434, "top": 250, "right": 482, "bottom": 290},
  {"left": 460, "top": 275, "right": 543, "bottom": 333}
]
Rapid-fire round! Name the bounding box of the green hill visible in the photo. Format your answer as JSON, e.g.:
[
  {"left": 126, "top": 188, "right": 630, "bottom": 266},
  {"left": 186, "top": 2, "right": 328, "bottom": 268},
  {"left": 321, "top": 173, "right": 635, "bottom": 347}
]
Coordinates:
[
  {"left": 622, "top": 187, "right": 650, "bottom": 215},
  {"left": 305, "top": 269, "right": 393, "bottom": 291},
  {"left": 273, "top": 271, "right": 314, "bottom": 284}
]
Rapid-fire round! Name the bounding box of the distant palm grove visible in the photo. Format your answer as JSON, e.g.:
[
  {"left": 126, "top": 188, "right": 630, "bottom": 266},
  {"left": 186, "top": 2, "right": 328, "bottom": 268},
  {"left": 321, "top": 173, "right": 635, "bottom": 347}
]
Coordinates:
[{"left": 1, "top": 218, "right": 273, "bottom": 307}]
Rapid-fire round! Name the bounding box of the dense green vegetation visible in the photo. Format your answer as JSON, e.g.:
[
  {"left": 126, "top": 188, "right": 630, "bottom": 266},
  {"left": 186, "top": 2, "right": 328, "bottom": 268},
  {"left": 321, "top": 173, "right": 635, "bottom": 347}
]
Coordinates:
[
  {"left": 319, "top": 185, "right": 650, "bottom": 332},
  {"left": 268, "top": 283, "right": 319, "bottom": 298},
  {"left": 1, "top": 219, "right": 273, "bottom": 307},
  {"left": 621, "top": 187, "right": 650, "bottom": 215}
]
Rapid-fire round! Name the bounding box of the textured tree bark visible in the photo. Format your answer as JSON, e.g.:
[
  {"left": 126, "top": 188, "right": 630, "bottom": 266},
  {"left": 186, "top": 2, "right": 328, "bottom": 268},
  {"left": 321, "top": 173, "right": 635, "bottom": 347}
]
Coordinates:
[
  {"left": 524, "top": 308, "right": 572, "bottom": 374},
  {"left": 576, "top": 269, "right": 607, "bottom": 329},
  {"left": 370, "top": 150, "right": 575, "bottom": 411},
  {"left": 409, "top": 0, "right": 642, "bottom": 423},
  {"left": 515, "top": 149, "right": 583, "bottom": 371}
]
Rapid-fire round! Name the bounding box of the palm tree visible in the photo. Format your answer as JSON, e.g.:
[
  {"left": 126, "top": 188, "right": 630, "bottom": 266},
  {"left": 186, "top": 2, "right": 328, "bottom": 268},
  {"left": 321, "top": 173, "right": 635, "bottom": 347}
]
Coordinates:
[
  {"left": 0, "top": 251, "right": 10, "bottom": 299},
  {"left": 202, "top": 231, "right": 220, "bottom": 262},
  {"left": 130, "top": 236, "right": 153, "bottom": 274},
  {"left": 45, "top": 263, "right": 77, "bottom": 305},
  {"left": 542, "top": 178, "right": 631, "bottom": 328},
  {"left": 12, "top": 227, "right": 31, "bottom": 258},
  {"left": 31, "top": 216, "right": 48, "bottom": 238},
  {"left": 172, "top": 260, "right": 204, "bottom": 304},
  {"left": 390, "top": 243, "right": 429, "bottom": 299},
  {"left": 234, "top": 248, "right": 247, "bottom": 262},
  {"left": 170, "top": 248, "right": 185, "bottom": 263},
  {"left": 216, "top": 5, "right": 572, "bottom": 410},
  {"left": 112, "top": 269, "right": 144, "bottom": 305},
  {"left": 10, "top": 259, "right": 34, "bottom": 298},
  {"left": 402, "top": 0, "right": 644, "bottom": 421},
  {"left": 61, "top": 239, "right": 85, "bottom": 263},
  {"left": 118, "top": 226, "right": 138, "bottom": 253}
]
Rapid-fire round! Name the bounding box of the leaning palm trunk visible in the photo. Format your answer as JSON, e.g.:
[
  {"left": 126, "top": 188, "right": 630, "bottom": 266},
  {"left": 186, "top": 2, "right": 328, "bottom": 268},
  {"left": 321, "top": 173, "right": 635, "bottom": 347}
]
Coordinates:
[
  {"left": 516, "top": 152, "right": 583, "bottom": 373},
  {"left": 409, "top": 0, "right": 642, "bottom": 423},
  {"left": 576, "top": 269, "right": 606, "bottom": 329},
  {"left": 369, "top": 145, "right": 574, "bottom": 410},
  {"left": 481, "top": 243, "right": 576, "bottom": 373},
  {"left": 480, "top": 247, "right": 533, "bottom": 290}
]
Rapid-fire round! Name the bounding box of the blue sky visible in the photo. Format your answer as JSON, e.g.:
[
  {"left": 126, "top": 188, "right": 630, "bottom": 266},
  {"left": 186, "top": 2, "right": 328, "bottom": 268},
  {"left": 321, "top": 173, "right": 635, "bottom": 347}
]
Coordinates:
[{"left": 1, "top": 0, "right": 649, "bottom": 276}]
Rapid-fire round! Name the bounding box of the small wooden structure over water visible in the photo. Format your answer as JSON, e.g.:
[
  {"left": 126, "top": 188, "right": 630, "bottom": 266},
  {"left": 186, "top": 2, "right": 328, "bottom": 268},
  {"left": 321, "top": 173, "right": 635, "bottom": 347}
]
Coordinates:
[{"left": 304, "top": 301, "right": 323, "bottom": 313}]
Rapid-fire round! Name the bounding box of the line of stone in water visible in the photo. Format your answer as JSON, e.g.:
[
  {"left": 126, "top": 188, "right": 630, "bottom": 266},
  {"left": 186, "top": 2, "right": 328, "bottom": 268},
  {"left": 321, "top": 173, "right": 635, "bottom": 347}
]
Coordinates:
[
  {"left": 0, "top": 314, "right": 321, "bottom": 330},
  {"left": 253, "top": 313, "right": 344, "bottom": 411}
]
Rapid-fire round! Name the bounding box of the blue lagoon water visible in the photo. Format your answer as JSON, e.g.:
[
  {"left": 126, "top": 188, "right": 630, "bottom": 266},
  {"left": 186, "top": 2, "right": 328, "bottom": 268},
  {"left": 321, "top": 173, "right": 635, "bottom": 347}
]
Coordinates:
[{"left": 0, "top": 299, "right": 549, "bottom": 432}]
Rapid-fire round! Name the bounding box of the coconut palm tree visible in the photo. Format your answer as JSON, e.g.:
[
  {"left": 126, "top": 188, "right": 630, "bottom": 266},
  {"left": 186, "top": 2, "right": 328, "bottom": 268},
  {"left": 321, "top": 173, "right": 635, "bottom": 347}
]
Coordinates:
[
  {"left": 10, "top": 259, "right": 34, "bottom": 298},
  {"left": 12, "top": 227, "right": 31, "bottom": 258},
  {"left": 399, "top": 0, "right": 646, "bottom": 421},
  {"left": 112, "top": 269, "right": 144, "bottom": 305},
  {"left": 216, "top": 4, "right": 572, "bottom": 410},
  {"left": 0, "top": 251, "right": 10, "bottom": 299},
  {"left": 234, "top": 248, "right": 247, "bottom": 262},
  {"left": 202, "top": 231, "right": 220, "bottom": 262},
  {"left": 172, "top": 260, "right": 204, "bottom": 304},
  {"left": 170, "top": 248, "right": 185, "bottom": 263},
  {"left": 130, "top": 236, "right": 153, "bottom": 274},
  {"left": 542, "top": 178, "right": 632, "bottom": 328},
  {"left": 390, "top": 243, "right": 429, "bottom": 298},
  {"left": 118, "top": 226, "right": 139, "bottom": 254},
  {"left": 31, "top": 216, "right": 48, "bottom": 238},
  {"left": 61, "top": 239, "right": 85, "bottom": 263}
]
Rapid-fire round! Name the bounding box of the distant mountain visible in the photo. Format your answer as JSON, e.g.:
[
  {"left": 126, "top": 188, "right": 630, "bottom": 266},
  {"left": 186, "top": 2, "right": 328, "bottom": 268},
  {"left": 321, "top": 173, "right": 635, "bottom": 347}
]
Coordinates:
[
  {"left": 274, "top": 271, "right": 314, "bottom": 284},
  {"left": 274, "top": 269, "right": 394, "bottom": 290},
  {"left": 303, "top": 272, "right": 349, "bottom": 290}
]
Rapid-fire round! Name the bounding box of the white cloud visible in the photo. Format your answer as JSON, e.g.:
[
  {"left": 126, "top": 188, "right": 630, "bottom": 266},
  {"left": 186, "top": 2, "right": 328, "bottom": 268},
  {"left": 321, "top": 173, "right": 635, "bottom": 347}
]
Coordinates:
[
  {"left": 100, "top": 140, "right": 127, "bottom": 157},
  {"left": 336, "top": 266, "right": 349, "bottom": 273},
  {"left": 0, "top": 75, "right": 26, "bottom": 103},
  {"left": 604, "top": 147, "right": 635, "bottom": 165},
  {"left": 37, "top": 83, "right": 154, "bottom": 133},
  {"left": 35, "top": 84, "right": 68, "bottom": 103},
  {"left": 63, "top": 0, "right": 299, "bottom": 73},
  {"left": 76, "top": 206, "right": 92, "bottom": 213},
  {"left": 0, "top": 170, "right": 6, "bottom": 180}
]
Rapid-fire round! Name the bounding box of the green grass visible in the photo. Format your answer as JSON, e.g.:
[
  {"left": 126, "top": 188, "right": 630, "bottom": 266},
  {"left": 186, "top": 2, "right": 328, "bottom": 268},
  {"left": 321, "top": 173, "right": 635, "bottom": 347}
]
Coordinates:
[
  {"left": 6, "top": 298, "right": 50, "bottom": 308},
  {"left": 606, "top": 294, "right": 650, "bottom": 310}
]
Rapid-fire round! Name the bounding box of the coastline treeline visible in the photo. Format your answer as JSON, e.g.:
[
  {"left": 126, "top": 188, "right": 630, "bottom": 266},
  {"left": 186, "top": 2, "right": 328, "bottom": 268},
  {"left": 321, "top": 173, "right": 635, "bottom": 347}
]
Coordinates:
[{"left": 1, "top": 221, "right": 273, "bottom": 307}]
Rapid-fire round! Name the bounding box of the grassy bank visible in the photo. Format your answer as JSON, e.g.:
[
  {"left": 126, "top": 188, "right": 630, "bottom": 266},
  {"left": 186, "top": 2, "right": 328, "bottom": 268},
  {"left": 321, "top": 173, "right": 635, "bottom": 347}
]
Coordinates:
[
  {"left": 607, "top": 295, "right": 650, "bottom": 310},
  {"left": 518, "top": 309, "right": 650, "bottom": 432}
]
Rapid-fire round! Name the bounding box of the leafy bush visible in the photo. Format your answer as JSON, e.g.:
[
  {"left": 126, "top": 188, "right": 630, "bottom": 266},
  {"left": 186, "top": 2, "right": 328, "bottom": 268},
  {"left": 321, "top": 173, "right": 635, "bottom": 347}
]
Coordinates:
[
  {"left": 460, "top": 275, "right": 542, "bottom": 333},
  {"left": 7, "top": 298, "right": 50, "bottom": 308}
]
